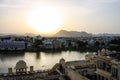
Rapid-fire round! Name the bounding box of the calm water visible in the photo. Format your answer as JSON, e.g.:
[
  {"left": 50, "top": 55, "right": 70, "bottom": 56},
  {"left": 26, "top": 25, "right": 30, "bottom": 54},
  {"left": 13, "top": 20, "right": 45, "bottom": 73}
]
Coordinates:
[{"left": 0, "top": 51, "right": 96, "bottom": 73}]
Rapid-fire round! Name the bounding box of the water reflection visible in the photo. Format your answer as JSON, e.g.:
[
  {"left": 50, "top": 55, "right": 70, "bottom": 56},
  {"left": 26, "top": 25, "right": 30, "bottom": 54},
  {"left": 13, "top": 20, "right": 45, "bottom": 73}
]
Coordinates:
[
  {"left": 0, "top": 51, "right": 96, "bottom": 73},
  {"left": 0, "top": 52, "right": 25, "bottom": 61}
]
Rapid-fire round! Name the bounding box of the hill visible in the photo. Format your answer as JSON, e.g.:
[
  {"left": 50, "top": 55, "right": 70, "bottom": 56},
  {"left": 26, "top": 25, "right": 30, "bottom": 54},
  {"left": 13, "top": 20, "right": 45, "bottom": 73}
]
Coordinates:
[{"left": 54, "top": 30, "right": 92, "bottom": 37}]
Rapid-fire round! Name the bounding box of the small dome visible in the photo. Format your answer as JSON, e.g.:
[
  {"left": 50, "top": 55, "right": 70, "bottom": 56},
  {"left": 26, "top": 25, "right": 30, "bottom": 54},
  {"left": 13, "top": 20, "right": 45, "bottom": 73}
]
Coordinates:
[
  {"left": 15, "top": 60, "right": 28, "bottom": 69},
  {"left": 101, "top": 48, "right": 105, "bottom": 52},
  {"left": 59, "top": 58, "right": 65, "bottom": 63},
  {"left": 60, "top": 58, "right": 65, "bottom": 61}
]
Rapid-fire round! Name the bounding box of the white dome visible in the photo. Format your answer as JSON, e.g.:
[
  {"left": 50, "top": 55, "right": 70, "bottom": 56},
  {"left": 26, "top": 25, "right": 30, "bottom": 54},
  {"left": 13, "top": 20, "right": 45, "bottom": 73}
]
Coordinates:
[
  {"left": 101, "top": 48, "right": 106, "bottom": 52},
  {"left": 15, "top": 60, "right": 28, "bottom": 69}
]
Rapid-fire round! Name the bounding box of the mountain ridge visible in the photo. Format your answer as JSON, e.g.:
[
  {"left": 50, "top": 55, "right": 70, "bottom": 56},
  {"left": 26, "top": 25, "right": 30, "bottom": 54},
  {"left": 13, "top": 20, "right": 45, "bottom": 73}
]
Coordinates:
[
  {"left": 54, "top": 30, "right": 120, "bottom": 37},
  {"left": 54, "top": 30, "right": 92, "bottom": 37}
]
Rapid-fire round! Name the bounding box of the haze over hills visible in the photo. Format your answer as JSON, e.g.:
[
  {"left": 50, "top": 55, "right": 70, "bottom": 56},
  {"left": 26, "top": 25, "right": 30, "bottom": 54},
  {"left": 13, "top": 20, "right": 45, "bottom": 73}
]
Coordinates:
[
  {"left": 94, "top": 33, "right": 120, "bottom": 37},
  {"left": 0, "top": 30, "right": 120, "bottom": 37},
  {"left": 54, "top": 30, "right": 120, "bottom": 37}
]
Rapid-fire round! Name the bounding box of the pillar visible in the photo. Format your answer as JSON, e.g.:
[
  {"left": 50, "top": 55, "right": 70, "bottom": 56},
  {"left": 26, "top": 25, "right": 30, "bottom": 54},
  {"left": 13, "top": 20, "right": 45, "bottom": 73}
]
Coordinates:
[
  {"left": 30, "top": 66, "right": 34, "bottom": 72},
  {"left": 8, "top": 68, "right": 13, "bottom": 75},
  {"left": 16, "top": 69, "right": 17, "bottom": 73}
]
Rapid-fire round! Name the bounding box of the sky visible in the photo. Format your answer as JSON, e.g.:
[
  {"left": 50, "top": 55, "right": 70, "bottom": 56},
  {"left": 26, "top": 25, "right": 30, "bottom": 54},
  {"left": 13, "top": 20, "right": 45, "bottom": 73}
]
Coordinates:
[{"left": 0, "top": 0, "right": 120, "bottom": 34}]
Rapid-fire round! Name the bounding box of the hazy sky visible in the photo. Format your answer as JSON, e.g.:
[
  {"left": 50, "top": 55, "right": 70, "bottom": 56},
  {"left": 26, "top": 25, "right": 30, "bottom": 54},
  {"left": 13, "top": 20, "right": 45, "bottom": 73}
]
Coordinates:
[{"left": 0, "top": 0, "right": 120, "bottom": 34}]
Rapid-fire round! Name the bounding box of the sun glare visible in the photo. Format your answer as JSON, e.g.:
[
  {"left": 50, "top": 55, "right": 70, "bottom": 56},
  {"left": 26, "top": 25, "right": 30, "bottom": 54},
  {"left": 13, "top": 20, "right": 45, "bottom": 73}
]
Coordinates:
[{"left": 27, "top": 6, "right": 63, "bottom": 33}]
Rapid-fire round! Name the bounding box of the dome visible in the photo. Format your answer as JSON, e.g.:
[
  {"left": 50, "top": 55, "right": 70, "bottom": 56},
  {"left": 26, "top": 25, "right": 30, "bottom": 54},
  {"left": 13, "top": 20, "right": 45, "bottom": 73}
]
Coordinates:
[
  {"left": 101, "top": 48, "right": 106, "bottom": 52},
  {"left": 59, "top": 58, "right": 65, "bottom": 64},
  {"left": 60, "top": 58, "right": 65, "bottom": 61},
  {"left": 14, "top": 60, "right": 28, "bottom": 69}
]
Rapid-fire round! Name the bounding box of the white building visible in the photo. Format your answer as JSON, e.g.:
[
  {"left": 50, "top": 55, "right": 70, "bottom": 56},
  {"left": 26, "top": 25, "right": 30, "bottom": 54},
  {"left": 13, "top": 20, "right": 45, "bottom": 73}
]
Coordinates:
[
  {"left": 42, "top": 39, "right": 53, "bottom": 49},
  {"left": 57, "top": 38, "right": 69, "bottom": 48},
  {"left": 0, "top": 40, "right": 25, "bottom": 50},
  {"left": 88, "top": 39, "right": 95, "bottom": 46}
]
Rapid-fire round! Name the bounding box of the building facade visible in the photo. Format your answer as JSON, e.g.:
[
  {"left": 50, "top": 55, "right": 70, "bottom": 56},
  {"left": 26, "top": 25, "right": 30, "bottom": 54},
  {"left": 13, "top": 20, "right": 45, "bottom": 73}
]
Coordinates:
[
  {"left": 96, "top": 51, "right": 120, "bottom": 80},
  {"left": 0, "top": 40, "right": 25, "bottom": 50}
]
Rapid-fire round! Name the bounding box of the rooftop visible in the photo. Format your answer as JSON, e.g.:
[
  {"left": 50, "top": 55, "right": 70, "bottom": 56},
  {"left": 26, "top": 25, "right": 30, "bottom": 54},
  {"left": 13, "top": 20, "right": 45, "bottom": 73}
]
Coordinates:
[{"left": 14, "top": 60, "right": 28, "bottom": 69}]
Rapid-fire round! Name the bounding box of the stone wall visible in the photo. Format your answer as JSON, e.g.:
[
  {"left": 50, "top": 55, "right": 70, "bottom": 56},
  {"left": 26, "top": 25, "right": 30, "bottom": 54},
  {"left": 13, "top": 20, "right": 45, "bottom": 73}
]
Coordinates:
[{"left": 65, "top": 68, "right": 90, "bottom": 80}]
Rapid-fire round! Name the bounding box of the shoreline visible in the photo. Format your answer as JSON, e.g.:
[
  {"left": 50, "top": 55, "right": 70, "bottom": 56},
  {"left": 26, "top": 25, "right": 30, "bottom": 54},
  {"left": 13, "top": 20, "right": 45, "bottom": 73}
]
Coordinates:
[{"left": 0, "top": 47, "right": 100, "bottom": 52}]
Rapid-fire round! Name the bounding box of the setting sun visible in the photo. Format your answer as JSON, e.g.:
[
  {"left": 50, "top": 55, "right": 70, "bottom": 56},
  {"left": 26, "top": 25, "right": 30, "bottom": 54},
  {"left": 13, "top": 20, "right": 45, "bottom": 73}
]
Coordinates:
[{"left": 27, "top": 6, "right": 63, "bottom": 33}]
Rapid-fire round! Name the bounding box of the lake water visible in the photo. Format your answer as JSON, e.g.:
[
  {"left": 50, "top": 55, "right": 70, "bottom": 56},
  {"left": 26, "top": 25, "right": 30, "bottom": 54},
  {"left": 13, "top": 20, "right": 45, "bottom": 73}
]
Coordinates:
[{"left": 0, "top": 51, "right": 96, "bottom": 73}]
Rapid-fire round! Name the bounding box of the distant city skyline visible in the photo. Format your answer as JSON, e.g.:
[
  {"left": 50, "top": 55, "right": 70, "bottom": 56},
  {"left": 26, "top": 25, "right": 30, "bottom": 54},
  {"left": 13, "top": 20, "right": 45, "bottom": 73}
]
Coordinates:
[{"left": 0, "top": 0, "right": 120, "bottom": 34}]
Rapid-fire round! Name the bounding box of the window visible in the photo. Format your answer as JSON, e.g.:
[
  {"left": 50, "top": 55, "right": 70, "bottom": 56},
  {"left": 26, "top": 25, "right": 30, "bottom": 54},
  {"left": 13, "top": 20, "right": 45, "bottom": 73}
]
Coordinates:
[
  {"left": 111, "top": 67, "right": 118, "bottom": 78},
  {"left": 106, "top": 64, "right": 111, "bottom": 72}
]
